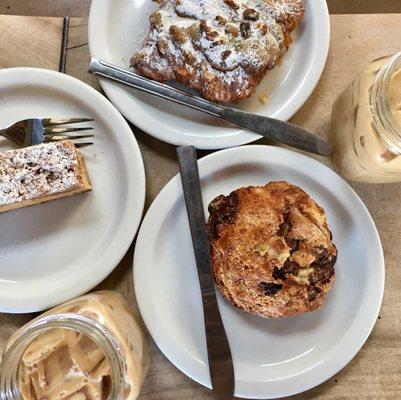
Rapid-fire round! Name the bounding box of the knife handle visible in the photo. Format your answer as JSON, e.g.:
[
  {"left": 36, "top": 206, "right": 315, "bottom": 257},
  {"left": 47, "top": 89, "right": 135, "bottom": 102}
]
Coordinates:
[
  {"left": 177, "top": 146, "right": 235, "bottom": 399},
  {"left": 89, "top": 57, "right": 222, "bottom": 117}
]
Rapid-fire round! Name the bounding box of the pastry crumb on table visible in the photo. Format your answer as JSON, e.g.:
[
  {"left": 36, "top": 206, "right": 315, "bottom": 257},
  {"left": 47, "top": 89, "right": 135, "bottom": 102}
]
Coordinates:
[{"left": 258, "top": 91, "right": 269, "bottom": 104}]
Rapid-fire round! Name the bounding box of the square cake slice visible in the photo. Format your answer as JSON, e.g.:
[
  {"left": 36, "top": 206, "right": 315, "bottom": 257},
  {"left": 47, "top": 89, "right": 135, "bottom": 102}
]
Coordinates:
[{"left": 0, "top": 140, "right": 92, "bottom": 213}]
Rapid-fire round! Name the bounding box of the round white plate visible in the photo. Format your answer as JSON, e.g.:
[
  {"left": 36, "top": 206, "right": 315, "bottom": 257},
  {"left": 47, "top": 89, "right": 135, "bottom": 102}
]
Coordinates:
[
  {"left": 134, "top": 146, "right": 384, "bottom": 399},
  {"left": 0, "top": 68, "right": 145, "bottom": 313},
  {"left": 88, "top": 0, "right": 330, "bottom": 149}
]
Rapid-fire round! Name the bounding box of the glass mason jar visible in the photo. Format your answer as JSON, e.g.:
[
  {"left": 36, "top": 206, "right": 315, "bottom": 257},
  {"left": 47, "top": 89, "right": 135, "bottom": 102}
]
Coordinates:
[
  {"left": 0, "top": 291, "right": 148, "bottom": 400},
  {"left": 330, "top": 52, "right": 401, "bottom": 183}
]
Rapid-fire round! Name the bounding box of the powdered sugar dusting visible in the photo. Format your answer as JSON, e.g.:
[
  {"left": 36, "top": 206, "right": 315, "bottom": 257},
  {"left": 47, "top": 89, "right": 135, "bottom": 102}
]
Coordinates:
[
  {"left": 0, "top": 141, "right": 81, "bottom": 206},
  {"left": 133, "top": 0, "right": 304, "bottom": 102}
]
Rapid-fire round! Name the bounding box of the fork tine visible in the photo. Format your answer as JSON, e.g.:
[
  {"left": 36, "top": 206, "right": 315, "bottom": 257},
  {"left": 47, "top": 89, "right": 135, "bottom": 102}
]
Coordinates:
[
  {"left": 43, "top": 118, "right": 94, "bottom": 126},
  {"left": 45, "top": 127, "right": 94, "bottom": 134},
  {"left": 74, "top": 142, "right": 94, "bottom": 148},
  {"left": 46, "top": 134, "right": 94, "bottom": 142}
]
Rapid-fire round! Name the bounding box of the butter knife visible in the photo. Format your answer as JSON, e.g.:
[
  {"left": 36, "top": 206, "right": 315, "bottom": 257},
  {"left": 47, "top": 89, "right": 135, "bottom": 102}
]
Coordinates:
[
  {"left": 89, "top": 58, "right": 332, "bottom": 156},
  {"left": 177, "top": 145, "right": 235, "bottom": 399}
]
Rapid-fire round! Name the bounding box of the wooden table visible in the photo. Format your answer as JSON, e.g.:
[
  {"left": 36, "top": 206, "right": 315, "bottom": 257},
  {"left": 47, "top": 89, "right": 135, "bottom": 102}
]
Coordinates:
[
  {"left": 1, "top": 13, "right": 401, "bottom": 400},
  {"left": 2, "top": 1, "right": 401, "bottom": 16}
]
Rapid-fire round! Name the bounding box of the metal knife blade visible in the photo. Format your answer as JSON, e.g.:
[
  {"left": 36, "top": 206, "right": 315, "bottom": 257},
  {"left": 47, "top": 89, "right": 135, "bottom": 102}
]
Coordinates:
[
  {"left": 89, "top": 58, "right": 332, "bottom": 156},
  {"left": 177, "top": 146, "right": 235, "bottom": 399},
  {"left": 221, "top": 108, "right": 333, "bottom": 156}
]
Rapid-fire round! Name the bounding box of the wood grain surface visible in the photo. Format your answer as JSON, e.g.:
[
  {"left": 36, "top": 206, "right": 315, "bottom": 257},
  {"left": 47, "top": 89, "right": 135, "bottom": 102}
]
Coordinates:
[
  {"left": 0, "top": 15, "right": 62, "bottom": 69},
  {"left": 0, "top": 13, "right": 401, "bottom": 400},
  {"left": 1, "top": 0, "right": 401, "bottom": 17}
]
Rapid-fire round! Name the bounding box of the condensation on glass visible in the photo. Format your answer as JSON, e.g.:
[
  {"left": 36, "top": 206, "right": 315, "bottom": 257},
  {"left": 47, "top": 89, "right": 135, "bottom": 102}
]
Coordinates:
[
  {"left": 0, "top": 291, "right": 148, "bottom": 400},
  {"left": 330, "top": 52, "right": 401, "bottom": 183}
]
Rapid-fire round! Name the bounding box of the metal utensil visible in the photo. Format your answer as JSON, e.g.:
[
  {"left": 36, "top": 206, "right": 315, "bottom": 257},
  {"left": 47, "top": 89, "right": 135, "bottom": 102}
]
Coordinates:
[
  {"left": 89, "top": 57, "right": 332, "bottom": 156},
  {"left": 0, "top": 117, "right": 94, "bottom": 147},
  {"left": 177, "top": 145, "right": 235, "bottom": 400},
  {"left": 59, "top": 17, "right": 70, "bottom": 73}
]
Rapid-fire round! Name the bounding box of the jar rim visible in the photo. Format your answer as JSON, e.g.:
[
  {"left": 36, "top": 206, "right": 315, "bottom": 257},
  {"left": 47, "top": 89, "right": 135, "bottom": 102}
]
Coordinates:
[
  {"left": 0, "top": 314, "right": 126, "bottom": 400},
  {"left": 372, "top": 51, "right": 401, "bottom": 153}
]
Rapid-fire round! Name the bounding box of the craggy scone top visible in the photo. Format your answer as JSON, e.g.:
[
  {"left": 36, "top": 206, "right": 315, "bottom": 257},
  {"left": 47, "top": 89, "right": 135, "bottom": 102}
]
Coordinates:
[
  {"left": 132, "top": 0, "right": 304, "bottom": 102},
  {"left": 207, "top": 181, "right": 337, "bottom": 318}
]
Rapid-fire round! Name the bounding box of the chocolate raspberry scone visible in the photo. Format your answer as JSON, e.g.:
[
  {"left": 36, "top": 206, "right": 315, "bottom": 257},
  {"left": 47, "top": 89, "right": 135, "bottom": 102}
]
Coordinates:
[
  {"left": 207, "top": 181, "right": 337, "bottom": 318},
  {"left": 132, "top": 0, "right": 304, "bottom": 102}
]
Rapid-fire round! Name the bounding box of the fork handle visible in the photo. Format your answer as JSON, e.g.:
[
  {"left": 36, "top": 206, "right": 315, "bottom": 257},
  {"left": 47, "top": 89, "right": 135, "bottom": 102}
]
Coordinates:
[
  {"left": 0, "top": 128, "right": 19, "bottom": 145},
  {"left": 0, "top": 120, "right": 38, "bottom": 146},
  {"left": 88, "top": 58, "right": 332, "bottom": 156}
]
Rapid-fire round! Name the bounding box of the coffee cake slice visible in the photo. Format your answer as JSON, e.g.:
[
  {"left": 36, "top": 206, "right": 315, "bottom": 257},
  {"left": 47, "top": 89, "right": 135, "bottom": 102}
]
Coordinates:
[
  {"left": 0, "top": 140, "right": 91, "bottom": 213},
  {"left": 132, "top": 0, "right": 304, "bottom": 102}
]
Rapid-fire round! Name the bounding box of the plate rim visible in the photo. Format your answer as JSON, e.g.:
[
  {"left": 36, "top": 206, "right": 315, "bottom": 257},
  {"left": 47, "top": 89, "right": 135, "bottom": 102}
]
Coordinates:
[
  {"left": 133, "top": 145, "right": 384, "bottom": 398},
  {"left": 0, "top": 67, "right": 146, "bottom": 313},
  {"left": 88, "top": 0, "right": 331, "bottom": 150}
]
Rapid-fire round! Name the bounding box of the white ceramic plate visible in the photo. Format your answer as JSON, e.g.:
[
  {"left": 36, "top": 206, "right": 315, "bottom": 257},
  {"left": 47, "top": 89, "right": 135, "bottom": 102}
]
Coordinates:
[
  {"left": 88, "top": 0, "right": 330, "bottom": 149},
  {"left": 134, "top": 146, "right": 384, "bottom": 399},
  {"left": 0, "top": 68, "right": 146, "bottom": 313}
]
